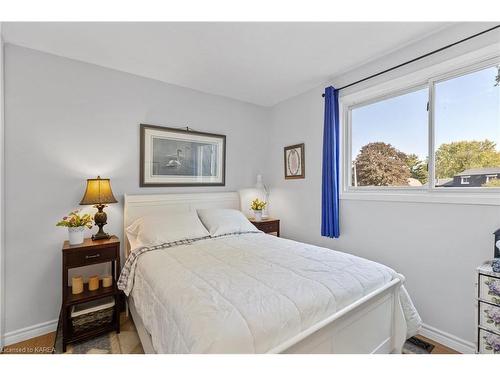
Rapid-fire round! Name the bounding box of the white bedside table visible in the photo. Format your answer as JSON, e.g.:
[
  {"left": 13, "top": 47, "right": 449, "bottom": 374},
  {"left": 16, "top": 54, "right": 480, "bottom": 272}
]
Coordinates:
[{"left": 476, "top": 262, "right": 500, "bottom": 354}]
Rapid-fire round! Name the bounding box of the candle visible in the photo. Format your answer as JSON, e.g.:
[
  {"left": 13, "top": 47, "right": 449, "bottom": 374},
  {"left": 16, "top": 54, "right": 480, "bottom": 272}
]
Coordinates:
[
  {"left": 102, "top": 275, "right": 113, "bottom": 288},
  {"left": 72, "top": 276, "right": 84, "bottom": 295},
  {"left": 88, "top": 275, "right": 100, "bottom": 291}
]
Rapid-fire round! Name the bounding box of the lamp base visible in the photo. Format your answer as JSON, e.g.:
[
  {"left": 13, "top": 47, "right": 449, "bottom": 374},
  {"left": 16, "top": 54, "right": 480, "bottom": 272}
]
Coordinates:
[
  {"left": 92, "top": 204, "right": 112, "bottom": 241},
  {"left": 92, "top": 232, "right": 111, "bottom": 241}
]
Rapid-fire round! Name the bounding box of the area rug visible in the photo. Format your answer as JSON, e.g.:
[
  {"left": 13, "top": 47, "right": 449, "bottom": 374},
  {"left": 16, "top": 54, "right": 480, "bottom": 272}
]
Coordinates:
[
  {"left": 402, "top": 336, "right": 435, "bottom": 354},
  {"left": 54, "top": 313, "right": 432, "bottom": 354},
  {"left": 54, "top": 314, "right": 143, "bottom": 354}
]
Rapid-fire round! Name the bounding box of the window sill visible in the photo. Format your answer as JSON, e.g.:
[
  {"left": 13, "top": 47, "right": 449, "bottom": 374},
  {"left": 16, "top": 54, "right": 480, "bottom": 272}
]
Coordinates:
[{"left": 340, "top": 191, "right": 500, "bottom": 206}]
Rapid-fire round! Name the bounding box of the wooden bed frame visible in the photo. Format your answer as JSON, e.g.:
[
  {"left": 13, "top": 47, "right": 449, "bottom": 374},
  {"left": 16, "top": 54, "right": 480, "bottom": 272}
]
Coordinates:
[{"left": 123, "top": 192, "right": 407, "bottom": 354}]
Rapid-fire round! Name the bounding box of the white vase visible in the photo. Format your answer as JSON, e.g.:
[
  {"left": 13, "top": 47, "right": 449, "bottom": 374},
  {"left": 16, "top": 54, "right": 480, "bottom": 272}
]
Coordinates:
[
  {"left": 68, "top": 226, "right": 85, "bottom": 245},
  {"left": 253, "top": 210, "right": 263, "bottom": 222}
]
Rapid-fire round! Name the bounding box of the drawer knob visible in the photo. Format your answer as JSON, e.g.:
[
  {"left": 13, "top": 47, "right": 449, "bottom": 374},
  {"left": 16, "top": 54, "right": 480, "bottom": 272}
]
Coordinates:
[{"left": 85, "top": 254, "right": 100, "bottom": 259}]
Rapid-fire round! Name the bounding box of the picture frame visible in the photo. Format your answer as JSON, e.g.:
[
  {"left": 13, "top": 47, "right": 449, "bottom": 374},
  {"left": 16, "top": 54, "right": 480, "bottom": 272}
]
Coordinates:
[
  {"left": 140, "top": 124, "right": 226, "bottom": 187},
  {"left": 284, "top": 143, "right": 305, "bottom": 179}
]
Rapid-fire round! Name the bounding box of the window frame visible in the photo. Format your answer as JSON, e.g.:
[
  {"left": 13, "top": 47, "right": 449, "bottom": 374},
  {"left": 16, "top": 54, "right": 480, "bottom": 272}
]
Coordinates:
[
  {"left": 345, "top": 83, "right": 430, "bottom": 192},
  {"left": 460, "top": 176, "right": 471, "bottom": 185},
  {"left": 341, "top": 50, "right": 500, "bottom": 204}
]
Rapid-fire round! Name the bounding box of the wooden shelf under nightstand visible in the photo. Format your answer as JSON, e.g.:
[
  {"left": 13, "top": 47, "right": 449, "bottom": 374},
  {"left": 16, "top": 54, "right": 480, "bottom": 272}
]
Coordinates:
[
  {"left": 249, "top": 218, "right": 280, "bottom": 237},
  {"left": 61, "top": 236, "right": 121, "bottom": 352},
  {"left": 64, "top": 284, "right": 117, "bottom": 306}
]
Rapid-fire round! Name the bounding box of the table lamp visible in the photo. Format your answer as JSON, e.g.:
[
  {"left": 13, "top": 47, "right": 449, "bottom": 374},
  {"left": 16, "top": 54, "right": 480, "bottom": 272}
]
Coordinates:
[
  {"left": 80, "top": 176, "right": 118, "bottom": 240},
  {"left": 255, "top": 174, "right": 269, "bottom": 219}
]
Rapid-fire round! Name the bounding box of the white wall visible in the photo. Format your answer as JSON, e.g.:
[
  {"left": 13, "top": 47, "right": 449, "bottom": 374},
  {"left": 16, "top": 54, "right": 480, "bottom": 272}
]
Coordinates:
[
  {"left": 3, "top": 24, "right": 500, "bottom": 349},
  {"left": 267, "top": 27, "right": 500, "bottom": 349},
  {"left": 3, "top": 44, "right": 270, "bottom": 337},
  {"left": 0, "top": 23, "right": 5, "bottom": 349}
]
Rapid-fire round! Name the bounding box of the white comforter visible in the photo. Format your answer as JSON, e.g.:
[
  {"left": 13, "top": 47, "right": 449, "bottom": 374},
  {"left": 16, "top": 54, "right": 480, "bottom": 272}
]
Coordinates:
[{"left": 126, "top": 233, "right": 421, "bottom": 353}]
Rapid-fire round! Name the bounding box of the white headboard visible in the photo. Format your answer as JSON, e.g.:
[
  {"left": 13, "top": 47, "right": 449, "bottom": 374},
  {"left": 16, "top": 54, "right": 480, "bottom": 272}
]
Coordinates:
[{"left": 123, "top": 192, "right": 240, "bottom": 256}]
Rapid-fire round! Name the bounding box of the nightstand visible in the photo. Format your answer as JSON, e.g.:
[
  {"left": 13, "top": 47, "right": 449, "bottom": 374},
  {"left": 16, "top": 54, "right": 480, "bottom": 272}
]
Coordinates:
[
  {"left": 475, "top": 262, "right": 500, "bottom": 354},
  {"left": 249, "top": 218, "right": 280, "bottom": 237},
  {"left": 61, "top": 236, "right": 121, "bottom": 352}
]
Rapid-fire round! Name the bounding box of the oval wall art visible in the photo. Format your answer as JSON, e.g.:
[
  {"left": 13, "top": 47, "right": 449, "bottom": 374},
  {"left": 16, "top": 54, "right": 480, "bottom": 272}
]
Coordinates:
[{"left": 284, "top": 143, "right": 305, "bottom": 179}]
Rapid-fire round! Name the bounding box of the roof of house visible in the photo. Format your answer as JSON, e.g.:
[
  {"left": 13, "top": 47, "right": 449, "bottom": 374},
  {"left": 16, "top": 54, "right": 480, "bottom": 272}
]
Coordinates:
[
  {"left": 456, "top": 167, "right": 500, "bottom": 176},
  {"left": 435, "top": 178, "right": 453, "bottom": 186}
]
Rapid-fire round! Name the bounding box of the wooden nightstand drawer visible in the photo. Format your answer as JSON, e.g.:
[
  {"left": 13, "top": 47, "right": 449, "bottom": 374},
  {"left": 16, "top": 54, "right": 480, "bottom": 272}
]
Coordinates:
[
  {"left": 257, "top": 221, "right": 278, "bottom": 233},
  {"left": 249, "top": 218, "right": 280, "bottom": 237},
  {"left": 65, "top": 246, "right": 117, "bottom": 267}
]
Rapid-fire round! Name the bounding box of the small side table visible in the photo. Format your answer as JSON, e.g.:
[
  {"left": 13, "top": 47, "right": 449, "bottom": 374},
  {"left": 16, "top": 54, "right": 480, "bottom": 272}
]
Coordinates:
[
  {"left": 61, "top": 236, "right": 121, "bottom": 352},
  {"left": 249, "top": 218, "right": 280, "bottom": 237},
  {"left": 475, "top": 261, "right": 500, "bottom": 354}
]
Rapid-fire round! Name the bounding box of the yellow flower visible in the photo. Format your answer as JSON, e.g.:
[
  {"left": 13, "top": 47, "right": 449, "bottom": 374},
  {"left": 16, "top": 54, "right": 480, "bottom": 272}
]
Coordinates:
[{"left": 250, "top": 198, "right": 267, "bottom": 211}]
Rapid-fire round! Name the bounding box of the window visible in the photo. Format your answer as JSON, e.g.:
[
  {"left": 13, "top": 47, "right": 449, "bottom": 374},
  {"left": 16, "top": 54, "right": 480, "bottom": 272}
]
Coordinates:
[
  {"left": 351, "top": 88, "right": 428, "bottom": 187},
  {"left": 346, "top": 59, "right": 500, "bottom": 193},
  {"left": 434, "top": 65, "right": 500, "bottom": 188}
]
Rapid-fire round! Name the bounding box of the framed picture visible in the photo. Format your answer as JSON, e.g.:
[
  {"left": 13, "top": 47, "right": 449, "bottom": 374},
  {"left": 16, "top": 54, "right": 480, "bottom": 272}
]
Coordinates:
[
  {"left": 140, "top": 124, "right": 226, "bottom": 187},
  {"left": 284, "top": 143, "right": 305, "bottom": 179}
]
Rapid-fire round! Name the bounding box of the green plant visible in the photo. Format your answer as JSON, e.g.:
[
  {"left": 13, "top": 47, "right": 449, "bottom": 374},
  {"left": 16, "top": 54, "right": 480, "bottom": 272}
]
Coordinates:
[
  {"left": 435, "top": 140, "right": 500, "bottom": 179},
  {"left": 482, "top": 179, "right": 500, "bottom": 188},
  {"left": 405, "top": 153, "right": 428, "bottom": 185},
  {"left": 354, "top": 142, "right": 410, "bottom": 186},
  {"left": 56, "top": 210, "right": 93, "bottom": 228}
]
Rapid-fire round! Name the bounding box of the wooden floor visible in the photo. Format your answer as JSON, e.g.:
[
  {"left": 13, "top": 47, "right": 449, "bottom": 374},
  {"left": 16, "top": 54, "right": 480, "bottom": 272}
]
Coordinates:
[
  {"left": 1, "top": 332, "right": 57, "bottom": 354},
  {"left": 2, "top": 332, "right": 459, "bottom": 354},
  {"left": 414, "top": 335, "right": 460, "bottom": 354}
]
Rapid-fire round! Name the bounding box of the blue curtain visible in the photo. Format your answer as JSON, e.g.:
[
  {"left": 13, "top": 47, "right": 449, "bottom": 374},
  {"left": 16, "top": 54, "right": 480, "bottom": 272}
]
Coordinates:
[{"left": 321, "top": 86, "right": 340, "bottom": 238}]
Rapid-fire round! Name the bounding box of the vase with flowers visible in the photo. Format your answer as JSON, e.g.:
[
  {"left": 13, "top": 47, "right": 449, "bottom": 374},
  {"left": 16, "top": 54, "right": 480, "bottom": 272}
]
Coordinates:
[
  {"left": 250, "top": 198, "right": 267, "bottom": 222},
  {"left": 56, "top": 210, "right": 93, "bottom": 245}
]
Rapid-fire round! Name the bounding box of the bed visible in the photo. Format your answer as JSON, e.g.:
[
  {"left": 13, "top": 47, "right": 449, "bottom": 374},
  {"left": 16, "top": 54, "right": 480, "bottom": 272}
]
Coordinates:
[{"left": 120, "top": 192, "right": 421, "bottom": 354}]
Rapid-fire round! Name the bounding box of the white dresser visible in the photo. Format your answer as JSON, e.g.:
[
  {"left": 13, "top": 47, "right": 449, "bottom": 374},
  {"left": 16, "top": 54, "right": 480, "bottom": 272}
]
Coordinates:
[{"left": 476, "top": 262, "right": 500, "bottom": 354}]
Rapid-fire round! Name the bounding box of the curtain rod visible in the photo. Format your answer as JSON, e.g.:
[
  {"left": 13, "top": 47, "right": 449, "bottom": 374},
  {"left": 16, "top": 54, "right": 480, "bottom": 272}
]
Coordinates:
[{"left": 322, "top": 24, "right": 500, "bottom": 97}]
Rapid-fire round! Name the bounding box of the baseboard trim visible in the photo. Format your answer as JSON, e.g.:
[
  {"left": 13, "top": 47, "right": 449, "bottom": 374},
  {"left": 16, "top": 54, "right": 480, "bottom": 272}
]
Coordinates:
[
  {"left": 1, "top": 318, "right": 477, "bottom": 352},
  {"left": 4, "top": 319, "right": 58, "bottom": 346},
  {"left": 420, "top": 323, "right": 475, "bottom": 354}
]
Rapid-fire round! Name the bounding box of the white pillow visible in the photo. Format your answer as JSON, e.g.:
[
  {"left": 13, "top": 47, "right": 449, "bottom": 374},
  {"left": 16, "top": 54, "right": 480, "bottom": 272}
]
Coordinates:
[
  {"left": 125, "top": 230, "right": 143, "bottom": 251},
  {"left": 197, "top": 208, "right": 260, "bottom": 237},
  {"left": 125, "top": 211, "right": 210, "bottom": 247}
]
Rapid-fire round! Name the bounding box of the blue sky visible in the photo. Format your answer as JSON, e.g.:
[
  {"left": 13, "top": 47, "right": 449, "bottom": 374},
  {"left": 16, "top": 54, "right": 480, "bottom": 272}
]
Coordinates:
[{"left": 351, "top": 66, "right": 500, "bottom": 160}]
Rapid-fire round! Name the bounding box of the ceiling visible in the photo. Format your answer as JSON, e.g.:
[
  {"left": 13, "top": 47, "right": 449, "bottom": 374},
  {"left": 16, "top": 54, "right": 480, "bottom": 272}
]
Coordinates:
[{"left": 2, "top": 22, "right": 456, "bottom": 106}]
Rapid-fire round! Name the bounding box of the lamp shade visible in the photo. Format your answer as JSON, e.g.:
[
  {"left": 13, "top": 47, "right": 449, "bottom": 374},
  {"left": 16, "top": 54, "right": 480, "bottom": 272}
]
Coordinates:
[
  {"left": 255, "top": 174, "right": 265, "bottom": 189},
  {"left": 255, "top": 174, "right": 268, "bottom": 194},
  {"left": 79, "top": 176, "right": 118, "bottom": 205}
]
